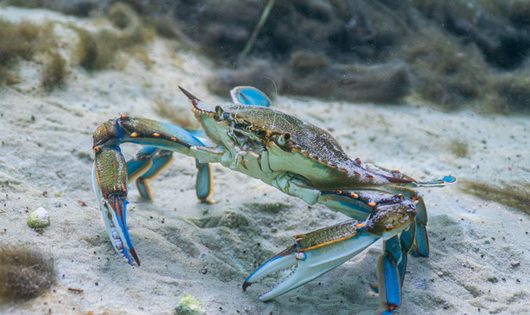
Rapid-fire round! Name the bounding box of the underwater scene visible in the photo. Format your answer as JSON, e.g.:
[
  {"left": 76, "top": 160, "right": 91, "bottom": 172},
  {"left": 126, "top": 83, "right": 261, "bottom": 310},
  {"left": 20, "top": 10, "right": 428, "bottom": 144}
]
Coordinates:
[{"left": 0, "top": 1, "right": 528, "bottom": 314}]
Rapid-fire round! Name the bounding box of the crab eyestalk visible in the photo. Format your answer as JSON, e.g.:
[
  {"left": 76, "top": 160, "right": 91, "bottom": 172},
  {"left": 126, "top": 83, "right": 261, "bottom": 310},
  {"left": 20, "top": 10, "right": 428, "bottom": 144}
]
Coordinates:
[{"left": 92, "top": 145, "right": 140, "bottom": 266}]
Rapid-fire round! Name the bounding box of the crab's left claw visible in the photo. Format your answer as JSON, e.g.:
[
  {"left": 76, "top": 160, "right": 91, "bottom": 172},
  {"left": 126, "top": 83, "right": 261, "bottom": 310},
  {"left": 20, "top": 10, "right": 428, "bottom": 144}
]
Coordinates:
[
  {"left": 92, "top": 145, "right": 140, "bottom": 266},
  {"left": 243, "top": 220, "right": 379, "bottom": 301}
]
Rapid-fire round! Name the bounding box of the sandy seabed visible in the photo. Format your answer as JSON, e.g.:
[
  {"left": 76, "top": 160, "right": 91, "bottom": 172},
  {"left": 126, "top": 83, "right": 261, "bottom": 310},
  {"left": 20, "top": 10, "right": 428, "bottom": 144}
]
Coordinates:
[{"left": 0, "top": 7, "right": 529, "bottom": 315}]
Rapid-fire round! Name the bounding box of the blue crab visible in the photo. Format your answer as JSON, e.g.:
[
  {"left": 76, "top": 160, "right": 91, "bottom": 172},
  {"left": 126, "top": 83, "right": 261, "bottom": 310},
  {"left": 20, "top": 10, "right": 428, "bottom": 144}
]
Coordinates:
[{"left": 91, "top": 86, "right": 455, "bottom": 314}]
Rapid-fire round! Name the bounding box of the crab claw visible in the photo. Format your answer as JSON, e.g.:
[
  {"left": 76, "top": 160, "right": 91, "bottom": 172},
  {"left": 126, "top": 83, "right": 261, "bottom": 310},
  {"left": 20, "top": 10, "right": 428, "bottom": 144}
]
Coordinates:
[
  {"left": 92, "top": 146, "right": 140, "bottom": 266},
  {"left": 243, "top": 199, "right": 416, "bottom": 301},
  {"left": 243, "top": 221, "right": 379, "bottom": 301}
]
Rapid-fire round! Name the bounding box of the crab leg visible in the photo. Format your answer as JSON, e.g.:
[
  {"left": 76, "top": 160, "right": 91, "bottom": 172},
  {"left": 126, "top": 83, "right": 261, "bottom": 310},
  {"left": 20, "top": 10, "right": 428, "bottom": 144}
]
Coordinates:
[
  {"left": 410, "top": 197, "right": 429, "bottom": 257},
  {"left": 366, "top": 163, "right": 456, "bottom": 188},
  {"left": 127, "top": 146, "right": 156, "bottom": 183},
  {"left": 195, "top": 160, "right": 213, "bottom": 203},
  {"left": 378, "top": 235, "right": 408, "bottom": 315},
  {"left": 319, "top": 189, "right": 413, "bottom": 307},
  {"left": 126, "top": 147, "right": 172, "bottom": 200},
  {"left": 126, "top": 146, "right": 213, "bottom": 203}
]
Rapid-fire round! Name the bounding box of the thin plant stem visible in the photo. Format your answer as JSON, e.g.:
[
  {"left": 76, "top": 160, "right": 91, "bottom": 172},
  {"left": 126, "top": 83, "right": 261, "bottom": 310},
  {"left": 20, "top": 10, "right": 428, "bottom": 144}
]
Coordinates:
[{"left": 238, "top": 0, "right": 276, "bottom": 63}]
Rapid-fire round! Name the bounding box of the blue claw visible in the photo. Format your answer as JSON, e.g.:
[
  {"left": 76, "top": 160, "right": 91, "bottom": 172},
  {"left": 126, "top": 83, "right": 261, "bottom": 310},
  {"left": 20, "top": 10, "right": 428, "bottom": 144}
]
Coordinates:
[
  {"left": 108, "top": 196, "right": 140, "bottom": 266},
  {"left": 243, "top": 225, "right": 379, "bottom": 301},
  {"left": 92, "top": 146, "right": 140, "bottom": 266}
]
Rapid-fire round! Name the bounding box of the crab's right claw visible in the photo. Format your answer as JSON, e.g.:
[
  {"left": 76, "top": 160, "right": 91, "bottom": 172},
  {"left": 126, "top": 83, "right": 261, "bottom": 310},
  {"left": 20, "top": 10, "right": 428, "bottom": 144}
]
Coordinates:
[
  {"left": 92, "top": 145, "right": 140, "bottom": 266},
  {"left": 243, "top": 220, "right": 379, "bottom": 301},
  {"left": 243, "top": 199, "right": 416, "bottom": 302}
]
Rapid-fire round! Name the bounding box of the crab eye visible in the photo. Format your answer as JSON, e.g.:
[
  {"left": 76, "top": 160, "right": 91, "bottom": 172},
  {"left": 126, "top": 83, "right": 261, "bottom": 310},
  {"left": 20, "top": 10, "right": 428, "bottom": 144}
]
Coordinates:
[
  {"left": 214, "top": 106, "right": 225, "bottom": 121},
  {"left": 275, "top": 133, "right": 290, "bottom": 147}
]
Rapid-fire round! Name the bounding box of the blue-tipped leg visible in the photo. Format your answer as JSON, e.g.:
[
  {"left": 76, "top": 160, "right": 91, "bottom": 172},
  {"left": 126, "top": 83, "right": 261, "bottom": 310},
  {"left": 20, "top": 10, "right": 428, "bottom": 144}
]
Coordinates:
[
  {"left": 399, "top": 221, "right": 416, "bottom": 254},
  {"left": 135, "top": 150, "right": 174, "bottom": 200},
  {"left": 385, "top": 235, "right": 407, "bottom": 285},
  {"left": 410, "top": 197, "right": 429, "bottom": 257},
  {"left": 127, "top": 146, "right": 213, "bottom": 203},
  {"left": 127, "top": 147, "right": 174, "bottom": 200},
  {"left": 378, "top": 240, "right": 402, "bottom": 314},
  {"left": 127, "top": 146, "right": 157, "bottom": 182},
  {"left": 195, "top": 160, "right": 213, "bottom": 203},
  {"left": 411, "top": 175, "right": 457, "bottom": 187},
  {"left": 230, "top": 86, "right": 272, "bottom": 107}
]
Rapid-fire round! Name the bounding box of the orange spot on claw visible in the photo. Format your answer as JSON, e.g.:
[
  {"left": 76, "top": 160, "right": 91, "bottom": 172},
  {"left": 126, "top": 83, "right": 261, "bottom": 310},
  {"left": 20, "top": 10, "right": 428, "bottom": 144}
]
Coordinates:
[
  {"left": 93, "top": 146, "right": 101, "bottom": 153},
  {"left": 349, "top": 192, "right": 359, "bottom": 198},
  {"left": 130, "top": 132, "right": 139, "bottom": 138},
  {"left": 355, "top": 223, "right": 364, "bottom": 228},
  {"left": 368, "top": 201, "right": 376, "bottom": 207},
  {"left": 152, "top": 133, "right": 160, "bottom": 137},
  {"left": 119, "top": 113, "right": 127, "bottom": 120},
  {"left": 170, "top": 137, "right": 177, "bottom": 141}
]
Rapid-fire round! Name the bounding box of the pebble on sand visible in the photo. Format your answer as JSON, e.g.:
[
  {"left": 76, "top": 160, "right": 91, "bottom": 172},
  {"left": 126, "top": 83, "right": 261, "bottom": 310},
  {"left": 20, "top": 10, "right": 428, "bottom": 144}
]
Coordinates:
[{"left": 27, "top": 207, "right": 50, "bottom": 229}]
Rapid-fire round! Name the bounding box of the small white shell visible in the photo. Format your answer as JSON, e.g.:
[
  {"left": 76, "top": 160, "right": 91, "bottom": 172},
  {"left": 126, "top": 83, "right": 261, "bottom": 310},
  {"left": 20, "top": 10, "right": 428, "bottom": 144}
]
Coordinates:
[{"left": 27, "top": 207, "right": 50, "bottom": 229}]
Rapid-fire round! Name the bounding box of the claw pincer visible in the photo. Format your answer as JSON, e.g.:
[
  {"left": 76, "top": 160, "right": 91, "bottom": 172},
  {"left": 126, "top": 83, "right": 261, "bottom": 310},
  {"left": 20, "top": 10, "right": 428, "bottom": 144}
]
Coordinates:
[
  {"left": 243, "top": 198, "right": 416, "bottom": 303},
  {"left": 92, "top": 144, "right": 140, "bottom": 265}
]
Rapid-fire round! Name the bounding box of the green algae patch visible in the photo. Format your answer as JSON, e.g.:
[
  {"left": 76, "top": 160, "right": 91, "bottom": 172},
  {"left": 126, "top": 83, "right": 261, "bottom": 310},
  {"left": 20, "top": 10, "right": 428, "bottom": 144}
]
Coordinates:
[
  {"left": 72, "top": 2, "right": 155, "bottom": 71},
  {"left": 0, "top": 246, "right": 55, "bottom": 300},
  {"left": 41, "top": 51, "right": 66, "bottom": 91},
  {"left": 447, "top": 140, "right": 469, "bottom": 158},
  {"left": 460, "top": 180, "right": 530, "bottom": 215},
  {"left": 0, "top": 19, "right": 67, "bottom": 91},
  {"left": 0, "top": 19, "right": 41, "bottom": 85},
  {"left": 175, "top": 293, "right": 205, "bottom": 315},
  {"left": 243, "top": 202, "right": 291, "bottom": 214}
]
